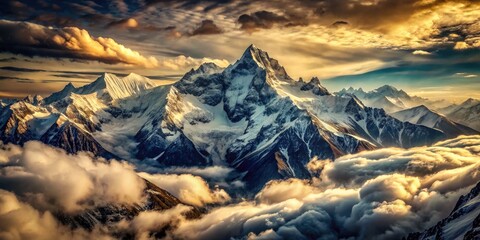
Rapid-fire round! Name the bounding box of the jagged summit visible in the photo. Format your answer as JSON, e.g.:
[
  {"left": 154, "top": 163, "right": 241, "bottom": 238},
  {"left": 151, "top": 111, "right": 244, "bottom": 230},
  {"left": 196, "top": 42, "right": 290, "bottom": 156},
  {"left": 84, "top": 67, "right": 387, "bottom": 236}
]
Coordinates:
[
  {"left": 197, "top": 62, "right": 222, "bottom": 73},
  {"left": 232, "top": 44, "right": 292, "bottom": 81},
  {"left": 3, "top": 44, "right": 454, "bottom": 192},
  {"left": 43, "top": 82, "right": 77, "bottom": 105},
  {"left": 299, "top": 77, "right": 330, "bottom": 96},
  {"left": 22, "top": 94, "right": 43, "bottom": 105},
  {"left": 64, "top": 82, "right": 75, "bottom": 89},
  {"left": 181, "top": 62, "right": 224, "bottom": 82}
]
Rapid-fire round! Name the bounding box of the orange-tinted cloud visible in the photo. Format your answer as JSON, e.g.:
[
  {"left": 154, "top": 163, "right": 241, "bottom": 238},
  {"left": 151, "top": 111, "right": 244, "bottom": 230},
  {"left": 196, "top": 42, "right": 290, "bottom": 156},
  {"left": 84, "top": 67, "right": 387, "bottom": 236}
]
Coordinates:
[{"left": 0, "top": 20, "right": 159, "bottom": 68}]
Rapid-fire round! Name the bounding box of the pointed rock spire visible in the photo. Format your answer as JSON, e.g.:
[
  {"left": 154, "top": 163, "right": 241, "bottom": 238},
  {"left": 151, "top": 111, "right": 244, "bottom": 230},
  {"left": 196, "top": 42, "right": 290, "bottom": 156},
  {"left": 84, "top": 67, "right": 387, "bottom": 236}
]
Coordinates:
[{"left": 300, "top": 77, "right": 330, "bottom": 96}]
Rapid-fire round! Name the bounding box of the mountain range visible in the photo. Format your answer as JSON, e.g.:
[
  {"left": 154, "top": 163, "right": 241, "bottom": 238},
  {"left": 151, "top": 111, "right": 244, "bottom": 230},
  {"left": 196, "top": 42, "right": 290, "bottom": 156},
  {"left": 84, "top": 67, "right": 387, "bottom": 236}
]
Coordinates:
[
  {"left": 0, "top": 45, "right": 458, "bottom": 191},
  {"left": 1, "top": 44, "right": 480, "bottom": 239}
]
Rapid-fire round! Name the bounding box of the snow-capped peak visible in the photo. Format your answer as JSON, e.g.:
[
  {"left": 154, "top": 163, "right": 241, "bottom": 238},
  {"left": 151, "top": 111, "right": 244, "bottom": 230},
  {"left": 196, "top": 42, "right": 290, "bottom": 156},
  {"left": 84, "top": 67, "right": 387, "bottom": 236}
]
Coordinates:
[
  {"left": 460, "top": 98, "right": 480, "bottom": 108},
  {"left": 43, "top": 82, "right": 77, "bottom": 105},
  {"left": 103, "top": 72, "right": 156, "bottom": 99},
  {"left": 197, "top": 62, "right": 223, "bottom": 74},
  {"left": 64, "top": 82, "right": 75, "bottom": 90},
  {"left": 373, "top": 85, "right": 410, "bottom": 98},
  {"left": 232, "top": 44, "right": 292, "bottom": 81},
  {"left": 73, "top": 72, "right": 156, "bottom": 100}
]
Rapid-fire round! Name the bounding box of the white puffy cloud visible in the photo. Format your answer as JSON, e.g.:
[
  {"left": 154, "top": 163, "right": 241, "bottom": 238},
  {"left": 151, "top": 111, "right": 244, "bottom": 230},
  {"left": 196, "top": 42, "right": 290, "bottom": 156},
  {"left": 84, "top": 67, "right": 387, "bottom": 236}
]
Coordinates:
[
  {"left": 115, "top": 204, "right": 192, "bottom": 240},
  {"left": 0, "top": 141, "right": 146, "bottom": 212},
  {"left": 169, "top": 135, "right": 480, "bottom": 239},
  {"left": 0, "top": 140, "right": 232, "bottom": 239},
  {"left": 2, "top": 135, "right": 480, "bottom": 239},
  {"left": 0, "top": 189, "right": 111, "bottom": 240},
  {"left": 139, "top": 172, "right": 231, "bottom": 207}
]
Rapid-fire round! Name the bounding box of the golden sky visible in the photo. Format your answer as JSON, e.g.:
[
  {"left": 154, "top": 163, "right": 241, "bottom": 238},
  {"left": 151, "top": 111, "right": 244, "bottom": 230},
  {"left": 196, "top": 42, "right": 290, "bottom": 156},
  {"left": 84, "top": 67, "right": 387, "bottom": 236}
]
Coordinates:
[{"left": 0, "top": 0, "right": 479, "bottom": 101}]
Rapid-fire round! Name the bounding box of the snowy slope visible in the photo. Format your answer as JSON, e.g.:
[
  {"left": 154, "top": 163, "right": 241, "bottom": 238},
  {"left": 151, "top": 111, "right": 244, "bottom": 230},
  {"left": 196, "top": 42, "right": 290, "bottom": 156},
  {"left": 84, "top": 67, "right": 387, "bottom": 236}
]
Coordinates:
[
  {"left": 407, "top": 182, "right": 480, "bottom": 240},
  {"left": 43, "top": 83, "right": 76, "bottom": 105},
  {"left": 74, "top": 72, "right": 157, "bottom": 100},
  {"left": 443, "top": 98, "right": 480, "bottom": 132},
  {"left": 392, "top": 105, "right": 478, "bottom": 138}
]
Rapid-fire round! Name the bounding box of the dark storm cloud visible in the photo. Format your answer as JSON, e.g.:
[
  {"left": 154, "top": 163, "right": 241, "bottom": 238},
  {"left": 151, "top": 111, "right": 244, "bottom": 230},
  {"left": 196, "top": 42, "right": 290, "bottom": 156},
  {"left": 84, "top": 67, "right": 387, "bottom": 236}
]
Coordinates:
[
  {"left": 190, "top": 20, "right": 223, "bottom": 35},
  {"left": 238, "top": 11, "right": 289, "bottom": 31},
  {"left": 0, "top": 57, "right": 18, "bottom": 63},
  {"left": 2, "top": 0, "right": 479, "bottom": 46}
]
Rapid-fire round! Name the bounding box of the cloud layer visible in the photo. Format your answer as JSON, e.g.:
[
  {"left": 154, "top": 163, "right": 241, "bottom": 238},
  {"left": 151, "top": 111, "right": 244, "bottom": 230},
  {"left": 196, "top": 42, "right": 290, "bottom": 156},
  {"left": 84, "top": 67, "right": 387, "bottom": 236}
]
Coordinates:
[
  {"left": 0, "top": 141, "right": 147, "bottom": 212},
  {"left": 1, "top": 135, "right": 480, "bottom": 239},
  {"left": 168, "top": 135, "right": 480, "bottom": 240}
]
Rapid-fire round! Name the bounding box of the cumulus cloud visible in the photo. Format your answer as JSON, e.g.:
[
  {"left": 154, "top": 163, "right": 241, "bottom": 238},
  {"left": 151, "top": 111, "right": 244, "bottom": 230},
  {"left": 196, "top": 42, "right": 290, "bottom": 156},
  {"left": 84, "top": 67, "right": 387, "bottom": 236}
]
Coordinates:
[
  {"left": 0, "top": 141, "right": 146, "bottom": 212},
  {"left": 0, "top": 140, "right": 233, "bottom": 239},
  {"left": 169, "top": 135, "right": 480, "bottom": 239},
  {"left": 0, "top": 189, "right": 111, "bottom": 240},
  {"left": 2, "top": 135, "right": 480, "bottom": 239},
  {"left": 0, "top": 20, "right": 158, "bottom": 68},
  {"left": 139, "top": 172, "right": 231, "bottom": 207},
  {"left": 115, "top": 204, "right": 192, "bottom": 239},
  {"left": 154, "top": 166, "right": 235, "bottom": 180}
]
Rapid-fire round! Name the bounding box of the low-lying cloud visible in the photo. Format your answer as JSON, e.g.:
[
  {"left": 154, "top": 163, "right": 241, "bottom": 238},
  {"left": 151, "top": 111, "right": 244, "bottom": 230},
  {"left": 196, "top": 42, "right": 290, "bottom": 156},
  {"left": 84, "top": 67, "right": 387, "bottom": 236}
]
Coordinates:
[
  {"left": 139, "top": 172, "right": 231, "bottom": 207},
  {"left": 1, "top": 135, "right": 480, "bottom": 239},
  {"left": 168, "top": 135, "right": 480, "bottom": 240},
  {"left": 0, "top": 141, "right": 146, "bottom": 212},
  {"left": 0, "top": 20, "right": 159, "bottom": 68}
]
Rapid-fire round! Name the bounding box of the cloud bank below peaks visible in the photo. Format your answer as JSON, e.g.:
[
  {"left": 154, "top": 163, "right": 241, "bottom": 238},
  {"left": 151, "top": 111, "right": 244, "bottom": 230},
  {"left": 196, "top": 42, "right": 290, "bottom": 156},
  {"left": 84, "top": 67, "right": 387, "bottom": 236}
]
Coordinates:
[
  {"left": 172, "top": 135, "right": 480, "bottom": 240},
  {"left": 1, "top": 135, "right": 480, "bottom": 239}
]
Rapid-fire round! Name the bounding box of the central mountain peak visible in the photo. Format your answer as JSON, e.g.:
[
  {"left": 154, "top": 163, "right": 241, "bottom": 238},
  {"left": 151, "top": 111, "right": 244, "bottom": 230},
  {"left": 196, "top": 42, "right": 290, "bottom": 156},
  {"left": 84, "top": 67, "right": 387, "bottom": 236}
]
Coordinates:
[{"left": 231, "top": 44, "right": 293, "bottom": 82}]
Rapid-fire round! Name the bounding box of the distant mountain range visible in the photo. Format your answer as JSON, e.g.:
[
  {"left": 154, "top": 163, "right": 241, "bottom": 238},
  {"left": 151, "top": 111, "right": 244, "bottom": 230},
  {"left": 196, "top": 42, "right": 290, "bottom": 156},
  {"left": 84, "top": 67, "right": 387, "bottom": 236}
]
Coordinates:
[
  {"left": 336, "top": 86, "right": 480, "bottom": 132},
  {"left": 392, "top": 105, "right": 478, "bottom": 138},
  {"left": 336, "top": 85, "right": 448, "bottom": 113},
  {"left": 440, "top": 98, "right": 480, "bottom": 132}
]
